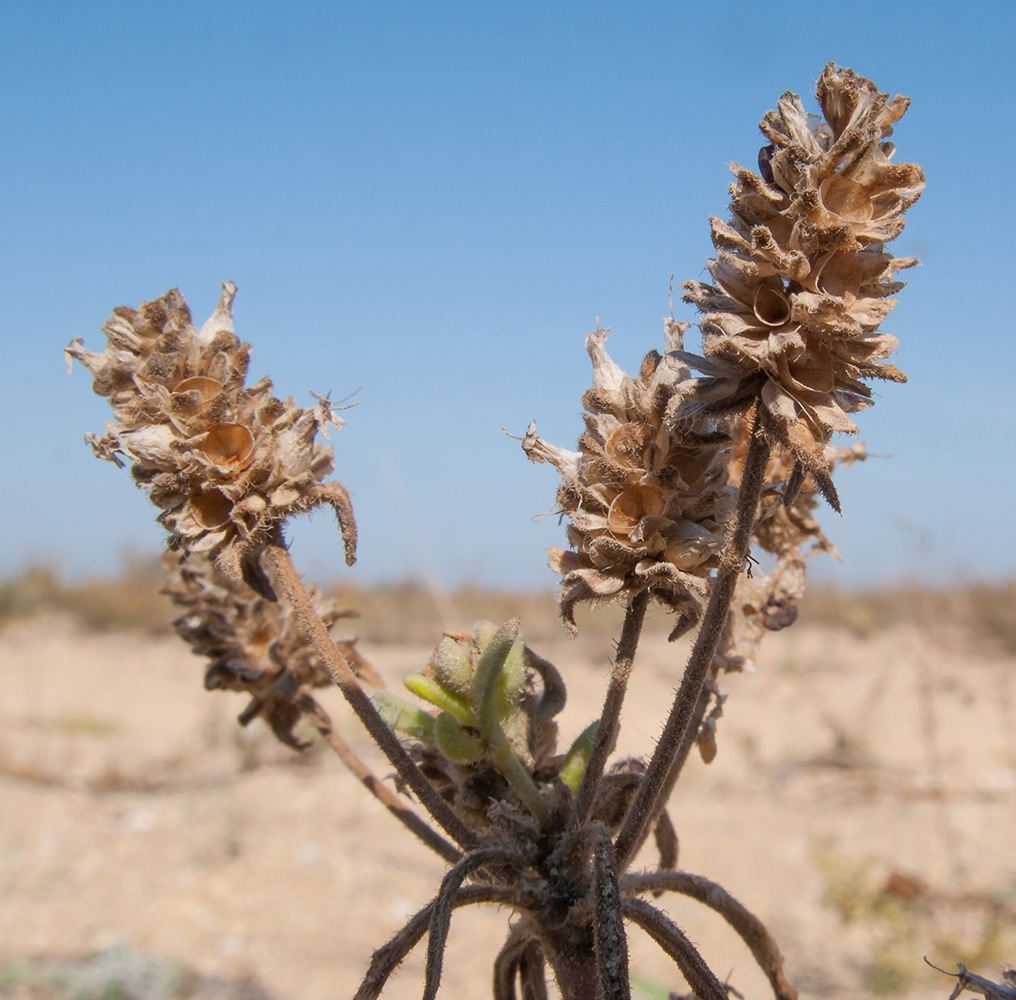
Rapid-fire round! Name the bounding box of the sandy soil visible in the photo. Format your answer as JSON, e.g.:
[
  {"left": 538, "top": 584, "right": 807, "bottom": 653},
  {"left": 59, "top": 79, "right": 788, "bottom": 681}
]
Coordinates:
[{"left": 1, "top": 616, "right": 1014, "bottom": 1000}]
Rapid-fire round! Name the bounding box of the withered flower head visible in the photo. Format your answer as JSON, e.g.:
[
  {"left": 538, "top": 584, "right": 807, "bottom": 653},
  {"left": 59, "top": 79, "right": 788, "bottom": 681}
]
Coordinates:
[
  {"left": 162, "top": 548, "right": 376, "bottom": 748},
  {"left": 524, "top": 321, "right": 733, "bottom": 635},
  {"left": 66, "top": 283, "right": 356, "bottom": 587},
  {"left": 680, "top": 64, "right": 924, "bottom": 506}
]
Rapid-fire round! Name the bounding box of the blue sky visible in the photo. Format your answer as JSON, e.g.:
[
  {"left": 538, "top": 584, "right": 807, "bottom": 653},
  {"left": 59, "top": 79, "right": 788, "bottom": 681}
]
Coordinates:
[{"left": 2, "top": 2, "right": 1013, "bottom": 590}]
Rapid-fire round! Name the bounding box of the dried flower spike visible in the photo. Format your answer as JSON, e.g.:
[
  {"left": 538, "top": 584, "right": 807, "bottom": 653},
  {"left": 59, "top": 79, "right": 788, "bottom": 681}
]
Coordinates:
[
  {"left": 524, "top": 320, "right": 733, "bottom": 635},
  {"left": 162, "top": 548, "right": 377, "bottom": 747},
  {"left": 65, "top": 283, "right": 357, "bottom": 589},
  {"left": 681, "top": 64, "right": 924, "bottom": 506}
]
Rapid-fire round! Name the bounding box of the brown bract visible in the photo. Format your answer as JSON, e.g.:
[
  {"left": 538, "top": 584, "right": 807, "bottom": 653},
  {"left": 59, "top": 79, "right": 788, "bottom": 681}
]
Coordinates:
[
  {"left": 680, "top": 64, "right": 923, "bottom": 499},
  {"left": 162, "top": 549, "right": 377, "bottom": 748},
  {"left": 523, "top": 321, "right": 733, "bottom": 635},
  {"left": 65, "top": 282, "right": 357, "bottom": 587}
]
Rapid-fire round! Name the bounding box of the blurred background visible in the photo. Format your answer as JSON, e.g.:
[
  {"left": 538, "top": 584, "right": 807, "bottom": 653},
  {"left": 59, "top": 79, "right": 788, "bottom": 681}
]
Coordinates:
[{"left": 2, "top": 5, "right": 1015, "bottom": 1000}]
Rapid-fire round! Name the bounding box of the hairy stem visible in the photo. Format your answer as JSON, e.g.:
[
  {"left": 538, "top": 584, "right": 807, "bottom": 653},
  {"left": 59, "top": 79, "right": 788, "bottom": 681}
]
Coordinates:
[
  {"left": 591, "top": 824, "right": 631, "bottom": 1000},
  {"left": 621, "top": 897, "right": 728, "bottom": 1000},
  {"left": 494, "top": 922, "right": 536, "bottom": 1000},
  {"left": 622, "top": 871, "right": 797, "bottom": 1000},
  {"left": 518, "top": 939, "right": 550, "bottom": 1000},
  {"left": 354, "top": 885, "right": 524, "bottom": 1000},
  {"left": 263, "top": 537, "right": 478, "bottom": 852},
  {"left": 631, "top": 677, "right": 712, "bottom": 865},
  {"left": 614, "top": 406, "right": 770, "bottom": 870},
  {"left": 303, "top": 696, "right": 462, "bottom": 864},
  {"left": 424, "top": 848, "right": 520, "bottom": 1000},
  {"left": 574, "top": 589, "right": 650, "bottom": 824}
]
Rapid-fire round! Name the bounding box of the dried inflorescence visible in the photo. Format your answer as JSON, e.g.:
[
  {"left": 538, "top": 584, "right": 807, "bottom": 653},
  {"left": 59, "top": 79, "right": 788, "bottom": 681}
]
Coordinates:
[
  {"left": 65, "top": 65, "right": 925, "bottom": 1000},
  {"left": 523, "top": 321, "right": 733, "bottom": 635},
  {"left": 65, "top": 282, "right": 356, "bottom": 587},
  {"left": 162, "top": 549, "right": 378, "bottom": 747},
  {"left": 680, "top": 63, "right": 924, "bottom": 505}
]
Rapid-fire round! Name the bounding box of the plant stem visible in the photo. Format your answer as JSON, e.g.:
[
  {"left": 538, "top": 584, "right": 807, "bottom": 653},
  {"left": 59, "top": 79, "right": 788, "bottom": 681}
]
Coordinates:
[
  {"left": 354, "top": 885, "right": 525, "bottom": 1000},
  {"left": 621, "top": 871, "right": 797, "bottom": 1000},
  {"left": 574, "top": 589, "right": 650, "bottom": 824},
  {"left": 627, "top": 676, "right": 712, "bottom": 862},
  {"left": 263, "top": 536, "right": 479, "bottom": 852},
  {"left": 304, "top": 696, "right": 462, "bottom": 864},
  {"left": 613, "top": 405, "right": 769, "bottom": 870}
]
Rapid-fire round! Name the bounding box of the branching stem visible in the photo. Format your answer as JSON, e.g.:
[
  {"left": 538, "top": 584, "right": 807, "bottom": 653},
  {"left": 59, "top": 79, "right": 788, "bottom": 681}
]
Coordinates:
[
  {"left": 424, "top": 848, "right": 520, "bottom": 1000},
  {"left": 574, "top": 589, "right": 650, "bottom": 824},
  {"left": 622, "top": 871, "right": 797, "bottom": 1000},
  {"left": 354, "top": 885, "right": 525, "bottom": 1000},
  {"left": 614, "top": 405, "right": 770, "bottom": 870},
  {"left": 263, "top": 537, "right": 479, "bottom": 852},
  {"left": 303, "top": 696, "right": 462, "bottom": 864},
  {"left": 621, "top": 896, "right": 728, "bottom": 1000}
]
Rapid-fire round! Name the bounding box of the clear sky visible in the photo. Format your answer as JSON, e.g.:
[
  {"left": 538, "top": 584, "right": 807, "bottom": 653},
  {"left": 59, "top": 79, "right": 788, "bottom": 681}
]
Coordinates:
[{"left": 2, "top": 2, "right": 1013, "bottom": 590}]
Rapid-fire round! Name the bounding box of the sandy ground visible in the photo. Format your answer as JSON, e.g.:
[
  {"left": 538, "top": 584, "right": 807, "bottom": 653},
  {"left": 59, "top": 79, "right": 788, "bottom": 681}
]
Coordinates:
[{"left": 1, "top": 615, "right": 1014, "bottom": 1000}]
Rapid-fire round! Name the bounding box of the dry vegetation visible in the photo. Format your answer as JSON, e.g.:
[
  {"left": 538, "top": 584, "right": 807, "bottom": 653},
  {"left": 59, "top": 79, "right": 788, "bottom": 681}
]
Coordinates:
[
  {"left": 24, "top": 62, "right": 1014, "bottom": 1000},
  {"left": 2, "top": 608, "right": 1014, "bottom": 1000},
  {"left": 3, "top": 560, "right": 1014, "bottom": 654}
]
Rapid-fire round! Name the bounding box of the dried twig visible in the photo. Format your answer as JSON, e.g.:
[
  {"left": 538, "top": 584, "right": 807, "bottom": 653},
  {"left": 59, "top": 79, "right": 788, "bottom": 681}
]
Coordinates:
[
  {"left": 622, "top": 871, "right": 797, "bottom": 1000},
  {"left": 263, "top": 537, "right": 479, "bottom": 852},
  {"left": 621, "top": 896, "right": 728, "bottom": 1000},
  {"left": 925, "top": 959, "right": 1016, "bottom": 1000},
  {"left": 423, "top": 849, "right": 521, "bottom": 1000},
  {"left": 354, "top": 885, "right": 525, "bottom": 1000},
  {"left": 575, "top": 590, "right": 650, "bottom": 824},
  {"left": 302, "top": 695, "right": 461, "bottom": 864},
  {"left": 592, "top": 824, "right": 631, "bottom": 1000}
]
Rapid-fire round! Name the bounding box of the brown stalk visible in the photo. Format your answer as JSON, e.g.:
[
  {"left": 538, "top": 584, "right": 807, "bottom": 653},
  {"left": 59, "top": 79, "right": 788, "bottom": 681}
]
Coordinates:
[
  {"left": 423, "top": 848, "right": 521, "bottom": 1000},
  {"left": 493, "top": 922, "right": 544, "bottom": 1000},
  {"left": 262, "top": 536, "right": 479, "bottom": 852},
  {"left": 518, "top": 940, "right": 550, "bottom": 1000},
  {"left": 614, "top": 404, "right": 770, "bottom": 870},
  {"left": 591, "top": 824, "right": 631, "bottom": 1000},
  {"left": 781, "top": 460, "right": 806, "bottom": 509},
  {"left": 574, "top": 589, "right": 650, "bottom": 823},
  {"left": 621, "top": 871, "right": 797, "bottom": 1000},
  {"left": 524, "top": 646, "right": 567, "bottom": 723},
  {"left": 493, "top": 922, "right": 539, "bottom": 1000},
  {"left": 354, "top": 885, "right": 525, "bottom": 1000},
  {"left": 636, "top": 677, "right": 713, "bottom": 865},
  {"left": 302, "top": 696, "right": 462, "bottom": 865},
  {"left": 652, "top": 809, "right": 678, "bottom": 874},
  {"left": 621, "top": 896, "right": 728, "bottom": 1000}
]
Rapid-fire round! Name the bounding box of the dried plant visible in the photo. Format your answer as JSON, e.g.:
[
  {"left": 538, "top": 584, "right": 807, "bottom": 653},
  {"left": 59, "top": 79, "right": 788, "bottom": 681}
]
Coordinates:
[{"left": 67, "top": 63, "right": 939, "bottom": 998}]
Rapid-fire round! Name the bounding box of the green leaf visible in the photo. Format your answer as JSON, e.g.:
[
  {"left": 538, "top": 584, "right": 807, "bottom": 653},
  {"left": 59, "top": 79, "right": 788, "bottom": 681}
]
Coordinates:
[
  {"left": 403, "top": 674, "right": 477, "bottom": 727},
  {"left": 371, "top": 692, "right": 436, "bottom": 744},
  {"left": 559, "top": 720, "right": 617, "bottom": 793},
  {"left": 434, "top": 711, "right": 481, "bottom": 764},
  {"left": 473, "top": 618, "right": 520, "bottom": 739},
  {"left": 497, "top": 640, "right": 527, "bottom": 720},
  {"left": 432, "top": 635, "right": 475, "bottom": 698}
]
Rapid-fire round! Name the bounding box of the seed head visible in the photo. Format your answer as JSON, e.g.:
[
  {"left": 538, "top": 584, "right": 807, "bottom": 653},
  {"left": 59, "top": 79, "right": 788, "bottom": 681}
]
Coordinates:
[
  {"left": 524, "top": 321, "right": 733, "bottom": 635},
  {"left": 162, "top": 549, "right": 375, "bottom": 748},
  {"left": 680, "top": 64, "right": 924, "bottom": 502},
  {"left": 66, "top": 283, "right": 356, "bottom": 586}
]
